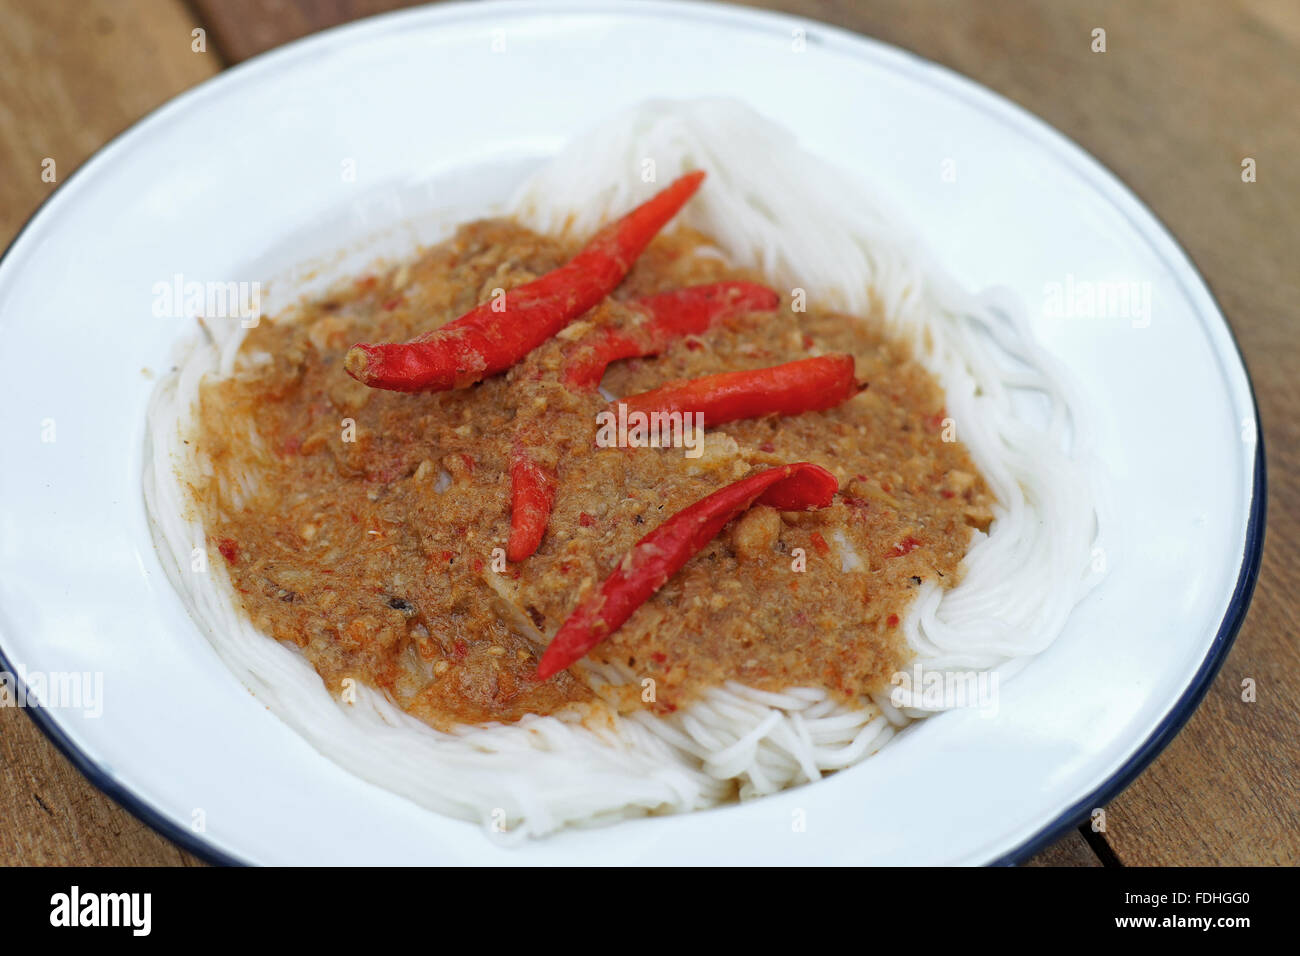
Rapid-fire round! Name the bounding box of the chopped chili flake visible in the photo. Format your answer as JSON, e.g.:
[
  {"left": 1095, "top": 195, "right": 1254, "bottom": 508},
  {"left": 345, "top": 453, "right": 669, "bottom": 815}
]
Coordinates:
[
  {"left": 217, "top": 539, "right": 239, "bottom": 564},
  {"left": 579, "top": 512, "right": 595, "bottom": 527},
  {"left": 887, "top": 614, "right": 900, "bottom": 628},
  {"left": 810, "top": 531, "right": 830, "bottom": 555},
  {"left": 891, "top": 536, "right": 921, "bottom": 558},
  {"left": 452, "top": 640, "right": 468, "bottom": 661},
  {"left": 759, "top": 442, "right": 776, "bottom": 453}
]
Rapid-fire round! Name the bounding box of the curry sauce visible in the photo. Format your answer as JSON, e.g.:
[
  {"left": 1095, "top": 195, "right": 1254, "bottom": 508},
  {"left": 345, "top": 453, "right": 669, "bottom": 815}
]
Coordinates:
[{"left": 191, "top": 220, "right": 994, "bottom": 730}]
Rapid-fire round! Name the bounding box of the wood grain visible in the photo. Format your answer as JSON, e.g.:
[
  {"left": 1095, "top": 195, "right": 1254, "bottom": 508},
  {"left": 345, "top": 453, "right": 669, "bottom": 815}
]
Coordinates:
[
  {"left": 188, "top": 0, "right": 431, "bottom": 62},
  {"left": 2, "top": 0, "right": 1294, "bottom": 867},
  {"left": 0, "top": 0, "right": 220, "bottom": 867},
  {"left": 1022, "top": 829, "right": 1103, "bottom": 868}
]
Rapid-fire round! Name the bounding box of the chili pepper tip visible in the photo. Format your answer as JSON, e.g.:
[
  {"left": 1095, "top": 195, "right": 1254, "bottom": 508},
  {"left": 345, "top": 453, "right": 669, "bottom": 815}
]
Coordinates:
[{"left": 534, "top": 659, "right": 559, "bottom": 681}]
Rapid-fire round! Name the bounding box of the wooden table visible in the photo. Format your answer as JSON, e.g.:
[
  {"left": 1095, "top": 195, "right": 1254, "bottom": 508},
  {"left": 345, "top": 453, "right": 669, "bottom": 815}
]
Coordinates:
[{"left": 1, "top": 0, "right": 1294, "bottom": 867}]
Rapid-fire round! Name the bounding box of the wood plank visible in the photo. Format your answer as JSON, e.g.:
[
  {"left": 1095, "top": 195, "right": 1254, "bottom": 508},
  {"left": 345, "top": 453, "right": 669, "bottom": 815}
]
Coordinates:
[
  {"left": 0, "top": 0, "right": 221, "bottom": 866},
  {"left": 1023, "top": 829, "right": 1103, "bottom": 868},
  {"left": 189, "top": 0, "right": 432, "bottom": 63}
]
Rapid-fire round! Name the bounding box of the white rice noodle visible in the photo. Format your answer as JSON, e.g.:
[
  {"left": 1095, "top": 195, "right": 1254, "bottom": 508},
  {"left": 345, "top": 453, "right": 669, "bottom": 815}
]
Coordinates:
[{"left": 144, "top": 98, "right": 1102, "bottom": 838}]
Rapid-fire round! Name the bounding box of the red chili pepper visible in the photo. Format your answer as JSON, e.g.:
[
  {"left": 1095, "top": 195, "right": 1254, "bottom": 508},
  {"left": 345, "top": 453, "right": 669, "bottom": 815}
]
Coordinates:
[
  {"left": 345, "top": 171, "right": 707, "bottom": 392},
  {"left": 535, "top": 462, "right": 837, "bottom": 680},
  {"left": 506, "top": 448, "right": 556, "bottom": 562},
  {"left": 563, "top": 281, "right": 779, "bottom": 390},
  {"left": 615, "top": 353, "right": 858, "bottom": 425}
]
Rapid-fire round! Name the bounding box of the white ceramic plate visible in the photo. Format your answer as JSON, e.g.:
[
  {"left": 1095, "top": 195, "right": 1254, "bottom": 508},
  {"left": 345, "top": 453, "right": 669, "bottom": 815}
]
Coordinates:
[{"left": 0, "top": 0, "right": 1263, "bottom": 865}]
